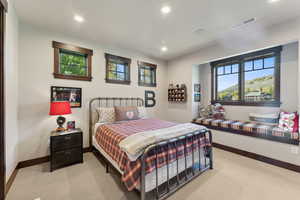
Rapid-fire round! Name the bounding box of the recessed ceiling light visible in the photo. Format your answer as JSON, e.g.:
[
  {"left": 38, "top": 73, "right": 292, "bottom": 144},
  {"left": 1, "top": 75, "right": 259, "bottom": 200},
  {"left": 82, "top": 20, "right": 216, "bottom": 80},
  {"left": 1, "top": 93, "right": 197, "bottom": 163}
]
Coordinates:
[
  {"left": 74, "top": 15, "right": 84, "bottom": 23},
  {"left": 268, "top": 0, "right": 280, "bottom": 3},
  {"left": 161, "top": 46, "right": 168, "bottom": 52},
  {"left": 161, "top": 6, "right": 171, "bottom": 14}
]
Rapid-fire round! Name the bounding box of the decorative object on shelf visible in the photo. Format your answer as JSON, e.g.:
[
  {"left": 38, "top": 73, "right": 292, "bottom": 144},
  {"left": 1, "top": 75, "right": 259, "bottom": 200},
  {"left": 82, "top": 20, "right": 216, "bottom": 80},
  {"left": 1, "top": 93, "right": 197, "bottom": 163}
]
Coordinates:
[
  {"left": 194, "top": 83, "right": 201, "bottom": 102},
  {"left": 67, "top": 121, "right": 76, "bottom": 130},
  {"left": 49, "top": 101, "right": 72, "bottom": 132},
  {"left": 51, "top": 86, "right": 82, "bottom": 108},
  {"left": 168, "top": 83, "right": 174, "bottom": 89},
  {"left": 168, "top": 84, "right": 187, "bottom": 102},
  {"left": 145, "top": 90, "right": 156, "bottom": 107}
]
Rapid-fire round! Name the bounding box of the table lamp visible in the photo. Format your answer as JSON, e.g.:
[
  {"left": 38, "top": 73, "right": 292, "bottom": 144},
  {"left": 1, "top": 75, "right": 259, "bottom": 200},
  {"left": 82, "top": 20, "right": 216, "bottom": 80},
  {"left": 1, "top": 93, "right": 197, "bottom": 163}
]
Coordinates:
[{"left": 49, "top": 101, "right": 72, "bottom": 132}]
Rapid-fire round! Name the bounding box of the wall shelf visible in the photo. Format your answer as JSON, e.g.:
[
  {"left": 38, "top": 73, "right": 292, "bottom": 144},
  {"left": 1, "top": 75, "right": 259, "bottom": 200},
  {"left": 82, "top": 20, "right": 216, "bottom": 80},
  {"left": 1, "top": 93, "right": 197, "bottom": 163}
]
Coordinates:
[{"left": 168, "top": 84, "right": 187, "bottom": 102}]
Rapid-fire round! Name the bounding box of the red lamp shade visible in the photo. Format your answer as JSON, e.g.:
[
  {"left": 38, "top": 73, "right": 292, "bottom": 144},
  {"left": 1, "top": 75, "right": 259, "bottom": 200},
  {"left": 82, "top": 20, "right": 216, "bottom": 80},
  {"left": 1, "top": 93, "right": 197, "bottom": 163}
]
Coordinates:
[{"left": 49, "top": 101, "right": 72, "bottom": 116}]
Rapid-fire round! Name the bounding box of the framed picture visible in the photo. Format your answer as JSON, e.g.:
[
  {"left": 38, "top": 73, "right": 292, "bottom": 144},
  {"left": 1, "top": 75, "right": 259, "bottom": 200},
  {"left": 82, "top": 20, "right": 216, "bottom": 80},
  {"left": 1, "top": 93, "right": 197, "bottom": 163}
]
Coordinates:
[
  {"left": 51, "top": 86, "right": 82, "bottom": 108},
  {"left": 67, "top": 121, "right": 76, "bottom": 130},
  {"left": 194, "top": 84, "right": 201, "bottom": 93},
  {"left": 194, "top": 93, "right": 201, "bottom": 102}
]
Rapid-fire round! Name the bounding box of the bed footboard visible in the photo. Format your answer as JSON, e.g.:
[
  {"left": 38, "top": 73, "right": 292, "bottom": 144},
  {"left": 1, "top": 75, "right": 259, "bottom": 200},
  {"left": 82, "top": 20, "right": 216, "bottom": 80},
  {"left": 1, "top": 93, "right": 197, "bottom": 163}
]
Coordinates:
[{"left": 140, "top": 130, "right": 213, "bottom": 200}]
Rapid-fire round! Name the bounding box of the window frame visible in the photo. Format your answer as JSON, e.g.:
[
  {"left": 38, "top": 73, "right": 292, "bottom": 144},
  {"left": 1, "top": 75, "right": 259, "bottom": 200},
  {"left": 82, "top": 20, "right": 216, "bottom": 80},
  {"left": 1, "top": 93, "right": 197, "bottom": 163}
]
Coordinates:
[
  {"left": 105, "top": 53, "right": 131, "bottom": 85},
  {"left": 53, "top": 41, "right": 93, "bottom": 81},
  {"left": 211, "top": 46, "right": 282, "bottom": 107},
  {"left": 137, "top": 61, "right": 157, "bottom": 87}
]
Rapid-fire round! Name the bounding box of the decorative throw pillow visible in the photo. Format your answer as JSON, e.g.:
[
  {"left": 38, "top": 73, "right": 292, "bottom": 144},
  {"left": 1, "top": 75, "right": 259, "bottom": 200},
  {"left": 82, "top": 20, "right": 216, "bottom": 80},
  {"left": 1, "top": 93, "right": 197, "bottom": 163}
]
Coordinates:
[
  {"left": 137, "top": 107, "right": 148, "bottom": 119},
  {"left": 278, "top": 111, "right": 297, "bottom": 132},
  {"left": 96, "top": 107, "right": 115, "bottom": 123},
  {"left": 115, "top": 106, "right": 139, "bottom": 121},
  {"left": 293, "top": 113, "right": 299, "bottom": 133}
]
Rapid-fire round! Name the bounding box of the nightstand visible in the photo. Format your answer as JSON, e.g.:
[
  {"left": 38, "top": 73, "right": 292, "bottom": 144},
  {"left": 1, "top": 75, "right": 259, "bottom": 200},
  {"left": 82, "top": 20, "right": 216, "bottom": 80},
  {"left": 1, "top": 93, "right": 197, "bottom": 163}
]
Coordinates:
[{"left": 50, "top": 128, "right": 83, "bottom": 172}]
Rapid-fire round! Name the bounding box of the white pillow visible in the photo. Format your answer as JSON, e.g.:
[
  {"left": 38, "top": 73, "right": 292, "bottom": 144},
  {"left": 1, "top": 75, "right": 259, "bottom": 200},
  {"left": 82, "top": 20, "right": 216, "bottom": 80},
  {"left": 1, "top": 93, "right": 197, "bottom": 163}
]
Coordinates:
[
  {"left": 249, "top": 113, "right": 279, "bottom": 124},
  {"left": 138, "top": 107, "right": 148, "bottom": 119},
  {"left": 96, "top": 107, "right": 115, "bottom": 123}
]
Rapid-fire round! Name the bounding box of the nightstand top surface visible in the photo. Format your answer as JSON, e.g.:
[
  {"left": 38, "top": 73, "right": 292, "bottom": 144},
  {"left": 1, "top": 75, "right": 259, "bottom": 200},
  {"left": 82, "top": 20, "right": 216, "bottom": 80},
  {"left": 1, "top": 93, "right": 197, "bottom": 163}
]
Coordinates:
[{"left": 51, "top": 128, "right": 82, "bottom": 137}]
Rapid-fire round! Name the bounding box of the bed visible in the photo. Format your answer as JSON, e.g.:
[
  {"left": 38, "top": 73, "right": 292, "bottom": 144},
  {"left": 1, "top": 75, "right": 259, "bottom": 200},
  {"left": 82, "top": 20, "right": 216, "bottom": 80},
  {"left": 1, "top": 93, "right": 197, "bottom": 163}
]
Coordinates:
[{"left": 89, "top": 97, "right": 213, "bottom": 200}]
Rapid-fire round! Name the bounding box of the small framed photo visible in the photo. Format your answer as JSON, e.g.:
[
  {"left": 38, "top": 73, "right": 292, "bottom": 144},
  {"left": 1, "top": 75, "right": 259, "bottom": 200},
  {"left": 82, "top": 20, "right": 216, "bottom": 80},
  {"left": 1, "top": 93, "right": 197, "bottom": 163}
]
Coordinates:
[
  {"left": 67, "top": 121, "right": 76, "bottom": 130},
  {"left": 51, "top": 86, "right": 82, "bottom": 108},
  {"left": 194, "top": 84, "right": 201, "bottom": 93},
  {"left": 194, "top": 93, "right": 201, "bottom": 102}
]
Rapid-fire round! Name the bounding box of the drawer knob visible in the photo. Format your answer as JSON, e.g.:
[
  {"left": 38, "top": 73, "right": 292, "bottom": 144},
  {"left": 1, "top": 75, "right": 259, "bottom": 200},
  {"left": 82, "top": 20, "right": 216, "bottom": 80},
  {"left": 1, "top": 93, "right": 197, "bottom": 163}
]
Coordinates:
[{"left": 65, "top": 136, "right": 71, "bottom": 140}]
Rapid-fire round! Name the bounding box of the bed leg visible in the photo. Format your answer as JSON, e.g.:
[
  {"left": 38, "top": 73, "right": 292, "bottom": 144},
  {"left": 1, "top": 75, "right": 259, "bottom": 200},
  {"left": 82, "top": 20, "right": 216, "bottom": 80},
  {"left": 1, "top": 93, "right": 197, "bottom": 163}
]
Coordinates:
[
  {"left": 208, "top": 130, "right": 213, "bottom": 169},
  {"left": 106, "top": 162, "right": 109, "bottom": 173},
  {"left": 141, "top": 154, "right": 146, "bottom": 200},
  {"left": 209, "top": 147, "right": 213, "bottom": 169}
]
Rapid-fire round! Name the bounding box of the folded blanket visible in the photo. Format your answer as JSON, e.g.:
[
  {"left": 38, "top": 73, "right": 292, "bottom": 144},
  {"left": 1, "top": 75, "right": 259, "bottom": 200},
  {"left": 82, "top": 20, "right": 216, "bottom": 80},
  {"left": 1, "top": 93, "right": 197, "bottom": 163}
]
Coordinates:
[{"left": 119, "top": 123, "right": 207, "bottom": 161}]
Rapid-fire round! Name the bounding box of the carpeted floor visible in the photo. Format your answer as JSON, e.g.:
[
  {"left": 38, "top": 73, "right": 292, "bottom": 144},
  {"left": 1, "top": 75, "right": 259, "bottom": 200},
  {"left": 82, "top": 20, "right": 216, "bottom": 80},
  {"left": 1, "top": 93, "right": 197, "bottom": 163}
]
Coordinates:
[{"left": 6, "top": 148, "right": 300, "bottom": 200}]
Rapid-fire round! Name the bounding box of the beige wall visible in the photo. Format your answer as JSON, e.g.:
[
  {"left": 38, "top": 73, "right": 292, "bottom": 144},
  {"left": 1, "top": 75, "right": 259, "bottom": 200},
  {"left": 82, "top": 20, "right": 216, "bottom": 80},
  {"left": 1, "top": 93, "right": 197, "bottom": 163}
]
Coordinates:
[
  {"left": 18, "top": 23, "right": 168, "bottom": 161},
  {"left": 5, "top": 0, "right": 19, "bottom": 181}
]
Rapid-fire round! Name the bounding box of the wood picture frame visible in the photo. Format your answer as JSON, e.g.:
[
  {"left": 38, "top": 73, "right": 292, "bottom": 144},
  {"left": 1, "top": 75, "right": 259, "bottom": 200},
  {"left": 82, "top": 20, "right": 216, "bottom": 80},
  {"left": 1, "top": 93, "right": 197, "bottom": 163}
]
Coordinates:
[
  {"left": 138, "top": 61, "right": 157, "bottom": 87},
  {"left": 52, "top": 41, "right": 93, "bottom": 81},
  {"left": 105, "top": 53, "right": 131, "bottom": 85},
  {"left": 51, "top": 86, "right": 82, "bottom": 108}
]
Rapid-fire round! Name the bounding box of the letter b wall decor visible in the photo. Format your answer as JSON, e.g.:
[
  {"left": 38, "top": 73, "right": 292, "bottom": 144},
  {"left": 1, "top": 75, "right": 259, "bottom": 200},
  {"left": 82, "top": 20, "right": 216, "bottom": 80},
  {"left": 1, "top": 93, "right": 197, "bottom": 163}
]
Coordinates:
[{"left": 145, "top": 91, "right": 156, "bottom": 107}]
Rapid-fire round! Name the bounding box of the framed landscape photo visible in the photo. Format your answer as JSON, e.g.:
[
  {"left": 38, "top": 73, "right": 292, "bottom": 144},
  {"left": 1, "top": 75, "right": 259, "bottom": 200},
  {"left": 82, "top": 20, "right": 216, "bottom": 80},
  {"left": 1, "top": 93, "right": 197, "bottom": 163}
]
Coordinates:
[{"left": 51, "top": 86, "right": 82, "bottom": 108}]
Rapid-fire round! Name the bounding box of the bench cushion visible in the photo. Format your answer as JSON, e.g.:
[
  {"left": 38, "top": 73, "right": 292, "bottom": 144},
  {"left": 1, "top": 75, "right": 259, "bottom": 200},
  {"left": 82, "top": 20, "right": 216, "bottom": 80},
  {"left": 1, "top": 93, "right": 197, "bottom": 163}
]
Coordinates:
[{"left": 194, "top": 118, "right": 299, "bottom": 145}]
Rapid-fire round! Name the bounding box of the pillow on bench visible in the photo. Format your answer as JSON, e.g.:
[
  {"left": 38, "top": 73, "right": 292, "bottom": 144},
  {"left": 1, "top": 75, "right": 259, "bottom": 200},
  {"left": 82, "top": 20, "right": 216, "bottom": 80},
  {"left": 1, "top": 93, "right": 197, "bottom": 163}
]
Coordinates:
[
  {"left": 249, "top": 113, "right": 279, "bottom": 124},
  {"left": 278, "top": 111, "right": 299, "bottom": 133}
]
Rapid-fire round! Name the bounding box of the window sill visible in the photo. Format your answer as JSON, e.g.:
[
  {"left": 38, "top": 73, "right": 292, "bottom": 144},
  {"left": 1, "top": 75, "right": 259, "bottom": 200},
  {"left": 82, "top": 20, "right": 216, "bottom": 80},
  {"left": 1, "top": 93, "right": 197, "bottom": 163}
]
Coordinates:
[
  {"left": 53, "top": 73, "right": 92, "bottom": 81},
  {"left": 211, "top": 100, "right": 281, "bottom": 107},
  {"left": 138, "top": 82, "right": 157, "bottom": 87},
  {"left": 105, "top": 79, "right": 131, "bottom": 85}
]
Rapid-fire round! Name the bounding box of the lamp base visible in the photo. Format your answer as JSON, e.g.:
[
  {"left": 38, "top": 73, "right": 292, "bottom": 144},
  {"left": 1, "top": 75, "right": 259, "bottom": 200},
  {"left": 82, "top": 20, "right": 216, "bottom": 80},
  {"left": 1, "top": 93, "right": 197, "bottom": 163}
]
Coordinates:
[
  {"left": 56, "top": 116, "right": 66, "bottom": 132},
  {"left": 56, "top": 127, "right": 66, "bottom": 132}
]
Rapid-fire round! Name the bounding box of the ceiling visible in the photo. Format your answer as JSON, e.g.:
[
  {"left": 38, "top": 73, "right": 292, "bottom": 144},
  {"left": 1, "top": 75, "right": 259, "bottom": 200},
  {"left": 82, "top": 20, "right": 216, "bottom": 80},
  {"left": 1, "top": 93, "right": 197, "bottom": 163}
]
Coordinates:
[{"left": 14, "top": 0, "right": 300, "bottom": 61}]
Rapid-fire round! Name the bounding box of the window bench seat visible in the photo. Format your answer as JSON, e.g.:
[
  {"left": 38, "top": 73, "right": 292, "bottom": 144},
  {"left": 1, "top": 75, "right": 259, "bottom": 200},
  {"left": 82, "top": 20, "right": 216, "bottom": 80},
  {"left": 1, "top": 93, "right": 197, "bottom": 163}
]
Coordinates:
[{"left": 193, "top": 118, "right": 299, "bottom": 146}]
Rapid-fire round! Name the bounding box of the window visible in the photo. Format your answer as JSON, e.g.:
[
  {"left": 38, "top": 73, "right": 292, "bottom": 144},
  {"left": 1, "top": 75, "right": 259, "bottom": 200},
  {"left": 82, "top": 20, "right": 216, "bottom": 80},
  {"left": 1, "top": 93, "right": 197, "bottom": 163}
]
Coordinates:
[
  {"left": 138, "top": 61, "right": 157, "bottom": 87},
  {"left": 216, "top": 63, "right": 240, "bottom": 101},
  {"left": 53, "top": 41, "right": 93, "bottom": 81},
  {"left": 105, "top": 53, "right": 131, "bottom": 85},
  {"left": 211, "top": 46, "right": 282, "bottom": 107}
]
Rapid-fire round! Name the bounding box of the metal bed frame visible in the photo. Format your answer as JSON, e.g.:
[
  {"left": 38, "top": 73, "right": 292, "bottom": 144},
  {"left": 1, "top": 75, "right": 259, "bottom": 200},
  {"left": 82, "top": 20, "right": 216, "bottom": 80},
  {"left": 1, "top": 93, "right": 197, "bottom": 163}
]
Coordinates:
[{"left": 89, "top": 97, "right": 213, "bottom": 200}]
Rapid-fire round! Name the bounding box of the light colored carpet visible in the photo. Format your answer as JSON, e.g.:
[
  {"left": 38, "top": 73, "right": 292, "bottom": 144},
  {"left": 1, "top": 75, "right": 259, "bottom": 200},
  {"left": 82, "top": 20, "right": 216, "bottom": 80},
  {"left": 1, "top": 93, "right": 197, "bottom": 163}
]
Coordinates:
[{"left": 6, "top": 148, "right": 300, "bottom": 200}]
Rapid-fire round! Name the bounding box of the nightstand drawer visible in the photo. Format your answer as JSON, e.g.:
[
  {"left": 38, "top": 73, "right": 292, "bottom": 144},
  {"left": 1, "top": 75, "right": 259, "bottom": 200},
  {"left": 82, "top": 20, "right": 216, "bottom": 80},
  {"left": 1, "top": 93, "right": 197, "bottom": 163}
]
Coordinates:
[
  {"left": 51, "top": 132, "right": 82, "bottom": 152},
  {"left": 51, "top": 147, "right": 83, "bottom": 170}
]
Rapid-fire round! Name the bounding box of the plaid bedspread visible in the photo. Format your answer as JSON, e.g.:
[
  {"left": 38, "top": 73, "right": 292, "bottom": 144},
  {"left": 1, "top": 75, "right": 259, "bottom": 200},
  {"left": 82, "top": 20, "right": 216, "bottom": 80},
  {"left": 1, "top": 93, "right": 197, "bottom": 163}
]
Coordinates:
[
  {"left": 95, "top": 118, "right": 211, "bottom": 191},
  {"left": 194, "top": 117, "right": 299, "bottom": 143}
]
